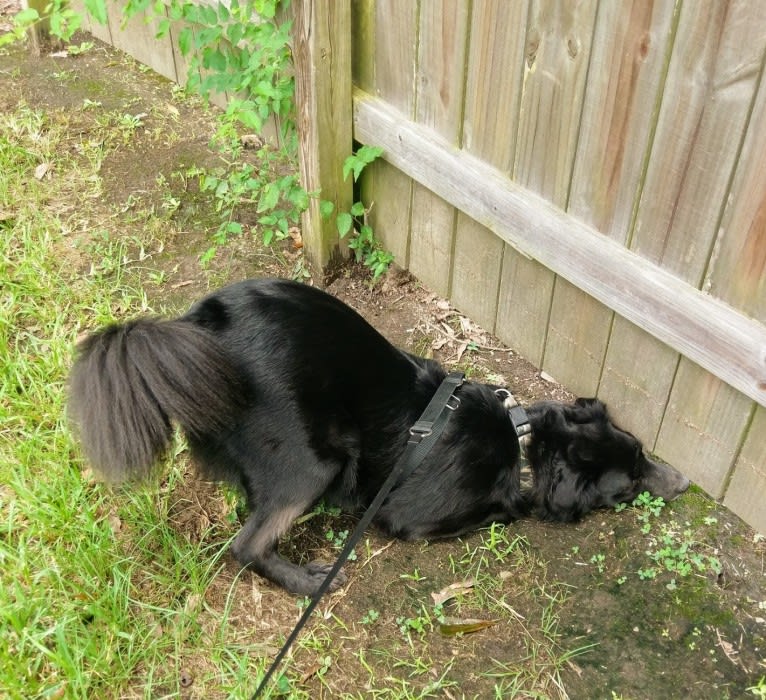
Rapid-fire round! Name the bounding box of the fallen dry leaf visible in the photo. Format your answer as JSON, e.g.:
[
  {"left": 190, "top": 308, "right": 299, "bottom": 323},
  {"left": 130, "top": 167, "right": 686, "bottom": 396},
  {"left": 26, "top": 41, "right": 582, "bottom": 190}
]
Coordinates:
[
  {"left": 107, "top": 513, "right": 122, "bottom": 534},
  {"left": 34, "top": 162, "right": 53, "bottom": 180},
  {"left": 170, "top": 280, "right": 194, "bottom": 290},
  {"left": 289, "top": 227, "right": 303, "bottom": 249},
  {"left": 439, "top": 617, "right": 499, "bottom": 636},
  {"left": 431, "top": 579, "right": 476, "bottom": 607}
]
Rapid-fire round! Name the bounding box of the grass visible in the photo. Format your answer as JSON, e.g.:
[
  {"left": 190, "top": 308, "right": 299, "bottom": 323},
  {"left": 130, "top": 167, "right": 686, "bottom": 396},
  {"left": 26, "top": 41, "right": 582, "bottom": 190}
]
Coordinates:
[
  {"left": 0, "top": 99, "right": 252, "bottom": 697},
  {"left": 3, "top": 46, "right": 762, "bottom": 699},
  {"left": 0, "top": 88, "right": 577, "bottom": 700},
  {"left": 1, "top": 104, "right": 193, "bottom": 697}
]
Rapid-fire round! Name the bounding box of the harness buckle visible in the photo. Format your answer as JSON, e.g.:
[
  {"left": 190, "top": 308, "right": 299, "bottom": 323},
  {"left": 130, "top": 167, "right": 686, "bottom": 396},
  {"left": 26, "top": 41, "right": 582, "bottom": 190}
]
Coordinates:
[
  {"left": 508, "top": 404, "right": 531, "bottom": 438},
  {"left": 446, "top": 395, "right": 461, "bottom": 411},
  {"left": 409, "top": 421, "right": 433, "bottom": 442}
]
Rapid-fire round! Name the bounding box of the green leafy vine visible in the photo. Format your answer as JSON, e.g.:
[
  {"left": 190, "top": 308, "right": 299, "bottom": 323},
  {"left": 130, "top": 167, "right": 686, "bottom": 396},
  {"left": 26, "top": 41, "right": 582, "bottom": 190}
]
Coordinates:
[{"left": 4, "top": 0, "right": 393, "bottom": 279}]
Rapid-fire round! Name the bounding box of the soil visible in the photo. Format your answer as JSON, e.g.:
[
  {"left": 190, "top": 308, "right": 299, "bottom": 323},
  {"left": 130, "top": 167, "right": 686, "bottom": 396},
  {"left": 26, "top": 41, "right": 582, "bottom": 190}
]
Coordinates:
[{"left": 2, "top": 27, "right": 764, "bottom": 700}]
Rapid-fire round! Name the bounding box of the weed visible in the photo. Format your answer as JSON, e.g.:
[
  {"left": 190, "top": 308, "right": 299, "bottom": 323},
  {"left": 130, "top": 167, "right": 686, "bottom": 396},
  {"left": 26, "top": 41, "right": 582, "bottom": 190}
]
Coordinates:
[
  {"left": 67, "top": 40, "right": 94, "bottom": 55},
  {"left": 589, "top": 553, "right": 606, "bottom": 574},
  {"left": 627, "top": 491, "right": 666, "bottom": 534},
  {"left": 637, "top": 567, "right": 658, "bottom": 581},
  {"left": 749, "top": 677, "right": 766, "bottom": 699},
  {"left": 400, "top": 567, "right": 427, "bottom": 582},
  {"left": 116, "top": 111, "right": 147, "bottom": 138},
  {"left": 644, "top": 522, "right": 722, "bottom": 581},
  {"left": 396, "top": 604, "right": 438, "bottom": 639},
  {"left": 321, "top": 146, "right": 392, "bottom": 279},
  {"left": 360, "top": 609, "right": 380, "bottom": 625},
  {"left": 326, "top": 528, "right": 357, "bottom": 561},
  {"left": 609, "top": 491, "right": 726, "bottom": 590}
]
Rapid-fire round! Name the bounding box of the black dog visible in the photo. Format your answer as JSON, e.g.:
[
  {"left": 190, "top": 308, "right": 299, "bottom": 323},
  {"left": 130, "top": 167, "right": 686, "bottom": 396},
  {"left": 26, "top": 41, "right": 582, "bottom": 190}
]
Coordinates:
[{"left": 69, "top": 278, "right": 689, "bottom": 594}]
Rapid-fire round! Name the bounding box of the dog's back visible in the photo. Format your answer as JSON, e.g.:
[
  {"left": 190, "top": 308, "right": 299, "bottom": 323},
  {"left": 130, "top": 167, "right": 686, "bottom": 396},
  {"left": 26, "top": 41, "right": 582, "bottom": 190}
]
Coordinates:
[{"left": 183, "top": 279, "right": 444, "bottom": 483}]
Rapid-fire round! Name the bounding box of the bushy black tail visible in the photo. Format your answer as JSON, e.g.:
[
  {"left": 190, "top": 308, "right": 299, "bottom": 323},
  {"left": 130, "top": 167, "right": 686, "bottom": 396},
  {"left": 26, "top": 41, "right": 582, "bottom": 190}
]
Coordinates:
[{"left": 68, "top": 318, "right": 248, "bottom": 482}]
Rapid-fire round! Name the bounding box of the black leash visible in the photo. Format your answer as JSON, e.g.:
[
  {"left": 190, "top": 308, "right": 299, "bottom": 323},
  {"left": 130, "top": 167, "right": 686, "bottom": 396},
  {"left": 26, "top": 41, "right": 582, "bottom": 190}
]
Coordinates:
[{"left": 251, "top": 371, "right": 465, "bottom": 699}]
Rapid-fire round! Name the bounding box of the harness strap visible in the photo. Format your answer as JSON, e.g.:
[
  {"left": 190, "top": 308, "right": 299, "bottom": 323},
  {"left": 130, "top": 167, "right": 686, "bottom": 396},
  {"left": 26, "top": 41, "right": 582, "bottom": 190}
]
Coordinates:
[
  {"left": 251, "top": 371, "right": 465, "bottom": 699},
  {"left": 494, "top": 388, "right": 532, "bottom": 471}
]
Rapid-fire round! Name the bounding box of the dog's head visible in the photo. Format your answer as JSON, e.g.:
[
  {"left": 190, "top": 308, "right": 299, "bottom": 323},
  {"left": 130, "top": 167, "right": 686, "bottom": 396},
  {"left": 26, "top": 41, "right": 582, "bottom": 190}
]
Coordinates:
[{"left": 525, "top": 398, "right": 690, "bottom": 521}]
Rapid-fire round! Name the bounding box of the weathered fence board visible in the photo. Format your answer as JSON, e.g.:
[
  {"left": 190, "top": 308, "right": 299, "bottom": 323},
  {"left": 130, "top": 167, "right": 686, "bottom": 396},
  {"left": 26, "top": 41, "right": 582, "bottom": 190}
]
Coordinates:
[
  {"left": 544, "top": 0, "right": 677, "bottom": 398},
  {"left": 352, "top": 93, "right": 766, "bottom": 409},
  {"left": 706, "top": 50, "right": 766, "bottom": 322},
  {"left": 597, "top": 317, "right": 680, "bottom": 450},
  {"left": 724, "top": 405, "right": 766, "bottom": 529},
  {"left": 450, "top": 0, "right": 527, "bottom": 329},
  {"left": 362, "top": 0, "right": 418, "bottom": 267},
  {"left": 79, "top": 0, "right": 766, "bottom": 533},
  {"left": 451, "top": 214, "right": 504, "bottom": 332},
  {"left": 408, "top": 1, "right": 469, "bottom": 297},
  {"left": 497, "top": 0, "right": 597, "bottom": 367},
  {"left": 656, "top": 363, "right": 754, "bottom": 498},
  {"left": 459, "top": 0, "right": 527, "bottom": 169},
  {"left": 291, "top": 0, "right": 353, "bottom": 271}
]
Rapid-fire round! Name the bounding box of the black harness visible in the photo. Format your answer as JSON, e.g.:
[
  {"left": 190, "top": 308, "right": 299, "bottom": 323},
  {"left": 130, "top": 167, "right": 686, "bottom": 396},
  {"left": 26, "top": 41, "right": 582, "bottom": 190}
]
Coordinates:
[{"left": 251, "top": 375, "right": 531, "bottom": 698}]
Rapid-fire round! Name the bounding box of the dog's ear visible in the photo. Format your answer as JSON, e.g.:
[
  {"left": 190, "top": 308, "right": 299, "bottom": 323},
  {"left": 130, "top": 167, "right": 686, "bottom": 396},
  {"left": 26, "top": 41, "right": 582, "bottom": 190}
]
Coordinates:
[
  {"left": 573, "top": 397, "right": 609, "bottom": 423},
  {"left": 544, "top": 464, "right": 600, "bottom": 521},
  {"left": 574, "top": 397, "right": 606, "bottom": 411}
]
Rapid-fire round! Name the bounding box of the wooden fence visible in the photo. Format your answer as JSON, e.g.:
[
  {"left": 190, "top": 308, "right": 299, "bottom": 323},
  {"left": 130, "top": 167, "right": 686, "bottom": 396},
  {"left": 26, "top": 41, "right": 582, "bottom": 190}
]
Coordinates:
[{"left": 75, "top": 0, "right": 766, "bottom": 535}]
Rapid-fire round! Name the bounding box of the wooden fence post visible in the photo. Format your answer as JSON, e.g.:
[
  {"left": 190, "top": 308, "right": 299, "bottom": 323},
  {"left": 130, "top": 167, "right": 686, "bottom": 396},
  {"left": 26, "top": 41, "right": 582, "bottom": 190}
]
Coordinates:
[
  {"left": 292, "top": 0, "right": 353, "bottom": 274},
  {"left": 21, "top": 0, "right": 53, "bottom": 54}
]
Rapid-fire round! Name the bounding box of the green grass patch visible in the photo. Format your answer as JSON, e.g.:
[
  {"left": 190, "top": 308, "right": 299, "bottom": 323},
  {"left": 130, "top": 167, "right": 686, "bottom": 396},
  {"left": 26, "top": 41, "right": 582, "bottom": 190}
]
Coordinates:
[{"left": 0, "top": 102, "right": 244, "bottom": 698}]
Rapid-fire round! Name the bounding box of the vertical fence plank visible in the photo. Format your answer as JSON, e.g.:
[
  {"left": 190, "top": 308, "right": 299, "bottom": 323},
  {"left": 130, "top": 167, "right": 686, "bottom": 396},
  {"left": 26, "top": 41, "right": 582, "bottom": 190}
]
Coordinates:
[
  {"left": 705, "top": 51, "right": 766, "bottom": 322},
  {"left": 361, "top": 0, "right": 418, "bottom": 267},
  {"left": 103, "top": 2, "right": 178, "bottom": 81},
  {"left": 622, "top": 0, "right": 766, "bottom": 488},
  {"left": 693, "top": 48, "right": 766, "bottom": 507},
  {"left": 351, "top": 0, "right": 375, "bottom": 91},
  {"left": 408, "top": 0, "right": 470, "bottom": 297},
  {"left": 656, "top": 364, "right": 753, "bottom": 497},
  {"left": 495, "top": 0, "right": 597, "bottom": 366},
  {"left": 450, "top": 216, "right": 505, "bottom": 330},
  {"left": 543, "top": 0, "right": 678, "bottom": 398},
  {"left": 451, "top": 0, "right": 528, "bottom": 332},
  {"left": 723, "top": 405, "right": 766, "bottom": 533},
  {"left": 293, "top": 0, "right": 353, "bottom": 272},
  {"left": 599, "top": 318, "right": 681, "bottom": 447}
]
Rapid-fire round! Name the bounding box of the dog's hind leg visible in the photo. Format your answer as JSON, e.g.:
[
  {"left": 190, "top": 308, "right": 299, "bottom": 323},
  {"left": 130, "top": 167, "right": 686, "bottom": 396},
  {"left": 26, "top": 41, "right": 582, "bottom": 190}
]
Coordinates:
[
  {"left": 227, "top": 441, "right": 353, "bottom": 596},
  {"left": 231, "top": 503, "right": 347, "bottom": 596}
]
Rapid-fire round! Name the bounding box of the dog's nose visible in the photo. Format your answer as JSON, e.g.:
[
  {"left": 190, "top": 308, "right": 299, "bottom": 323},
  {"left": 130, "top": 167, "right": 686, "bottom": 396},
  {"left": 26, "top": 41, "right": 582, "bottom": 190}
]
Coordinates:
[{"left": 669, "top": 475, "right": 691, "bottom": 499}]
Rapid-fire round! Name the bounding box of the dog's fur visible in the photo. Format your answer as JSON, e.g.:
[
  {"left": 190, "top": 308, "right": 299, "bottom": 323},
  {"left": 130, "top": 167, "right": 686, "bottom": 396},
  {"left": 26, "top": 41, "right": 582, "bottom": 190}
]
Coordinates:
[{"left": 69, "top": 278, "right": 689, "bottom": 594}]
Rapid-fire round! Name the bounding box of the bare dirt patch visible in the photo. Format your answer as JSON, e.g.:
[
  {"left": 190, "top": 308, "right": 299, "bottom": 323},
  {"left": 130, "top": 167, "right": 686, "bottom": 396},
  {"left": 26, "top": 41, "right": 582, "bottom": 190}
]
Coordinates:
[{"left": 2, "top": 33, "right": 764, "bottom": 699}]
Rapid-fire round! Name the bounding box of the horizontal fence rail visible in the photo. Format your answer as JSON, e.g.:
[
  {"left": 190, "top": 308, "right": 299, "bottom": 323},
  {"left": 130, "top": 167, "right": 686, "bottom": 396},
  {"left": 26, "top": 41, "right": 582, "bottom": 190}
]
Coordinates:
[{"left": 353, "top": 92, "right": 766, "bottom": 409}]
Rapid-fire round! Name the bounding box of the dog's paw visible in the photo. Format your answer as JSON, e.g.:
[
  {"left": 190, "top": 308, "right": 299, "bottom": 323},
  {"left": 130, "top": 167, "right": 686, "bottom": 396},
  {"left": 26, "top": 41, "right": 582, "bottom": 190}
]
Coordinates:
[{"left": 306, "top": 561, "right": 348, "bottom": 592}]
